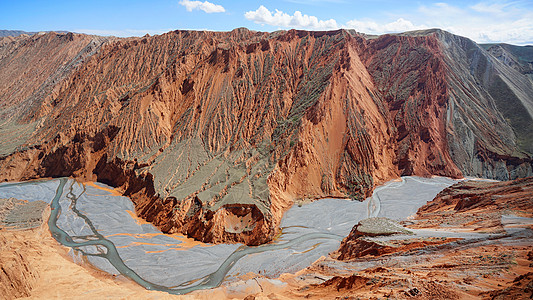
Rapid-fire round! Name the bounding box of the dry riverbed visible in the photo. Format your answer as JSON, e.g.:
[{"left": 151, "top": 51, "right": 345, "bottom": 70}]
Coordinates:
[{"left": 1, "top": 177, "right": 532, "bottom": 299}]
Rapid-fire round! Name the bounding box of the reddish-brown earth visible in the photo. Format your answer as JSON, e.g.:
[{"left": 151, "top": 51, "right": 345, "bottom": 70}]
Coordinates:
[
  {"left": 0, "top": 227, "right": 38, "bottom": 299},
  {"left": 289, "top": 177, "right": 533, "bottom": 299},
  {"left": 1, "top": 177, "right": 531, "bottom": 299},
  {"left": 412, "top": 177, "right": 533, "bottom": 232},
  {"left": 303, "top": 243, "right": 533, "bottom": 299},
  {"left": 332, "top": 177, "right": 533, "bottom": 263},
  {"left": 355, "top": 33, "right": 462, "bottom": 178},
  {"left": 0, "top": 29, "right": 532, "bottom": 245},
  {"left": 335, "top": 233, "right": 460, "bottom": 260},
  {"left": 483, "top": 272, "right": 533, "bottom": 299}
]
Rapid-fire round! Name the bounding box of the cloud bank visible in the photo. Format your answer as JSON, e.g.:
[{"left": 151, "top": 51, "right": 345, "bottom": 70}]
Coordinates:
[
  {"left": 413, "top": 1, "right": 533, "bottom": 45},
  {"left": 179, "top": 0, "right": 225, "bottom": 13},
  {"left": 345, "top": 18, "right": 424, "bottom": 35},
  {"left": 245, "top": 1, "right": 533, "bottom": 45},
  {"left": 245, "top": 5, "right": 338, "bottom": 31}
]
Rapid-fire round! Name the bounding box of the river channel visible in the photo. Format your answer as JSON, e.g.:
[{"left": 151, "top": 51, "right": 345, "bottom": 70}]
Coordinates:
[{"left": 0, "top": 176, "right": 458, "bottom": 294}]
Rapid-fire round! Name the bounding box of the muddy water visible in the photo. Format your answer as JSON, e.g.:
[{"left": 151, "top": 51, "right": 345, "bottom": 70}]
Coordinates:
[{"left": 0, "top": 176, "right": 458, "bottom": 294}]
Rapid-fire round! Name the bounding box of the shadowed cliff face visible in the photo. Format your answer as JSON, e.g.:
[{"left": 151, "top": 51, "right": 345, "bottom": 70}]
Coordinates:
[
  {"left": 481, "top": 43, "right": 533, "bottom": 81},
  {"left": 355, "top": 34, "right": 462, "bottom": 178},
  {"left": 356, "top": 30, "right": 533, "bottom": 180},
  {"left": 0, "top": 28, "right": 532, "bottom": 245},
  {"left": 435, "top": 30, "right": 533, "bottom": 179}
]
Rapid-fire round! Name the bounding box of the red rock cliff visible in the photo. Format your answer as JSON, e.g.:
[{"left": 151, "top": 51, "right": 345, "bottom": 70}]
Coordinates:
[{"left": 0, "top": 29, "right": 531, "bottom": 245}]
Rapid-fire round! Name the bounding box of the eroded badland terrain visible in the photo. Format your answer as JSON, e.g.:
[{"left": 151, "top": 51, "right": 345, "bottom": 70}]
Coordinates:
[{"left": 1, "top": 28, "right": 532, "bottom": 298}]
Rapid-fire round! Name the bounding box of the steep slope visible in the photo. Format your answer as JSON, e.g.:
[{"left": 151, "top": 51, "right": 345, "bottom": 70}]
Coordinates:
[
  {"left": 0, "top": 32, "right": 110, "bottom": 156},
  {"left": 355, "top": 29, "right": 533, "bottom": 180},
  {"left": 0, "top": 29, "right": 398, "bottom": 245},
  {"left": 0, "top": 228, "right": 38, "bottom": 299},
  {"left": 0, "top": 28, "right": 532, "bottom": 245},
  {"left": 412, "top": 177, "right": 533, "bottom": 232},
  {"left": 436, "top": 31, "right": 533, "bottom": 176},
  {"left": 481, "top": 43, "right": 533, "bottom": 81},
  {"left": 354, "top": 33, "right": 462, "bottom": 177}
]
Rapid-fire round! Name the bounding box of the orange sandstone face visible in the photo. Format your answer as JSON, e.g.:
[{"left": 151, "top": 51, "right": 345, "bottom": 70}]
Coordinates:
[
  {"left": 223, "top": 209, "right": 255, "bottom": 233},
  {"left": 1, "top": 29, "right": 531, "bottom": 246}
]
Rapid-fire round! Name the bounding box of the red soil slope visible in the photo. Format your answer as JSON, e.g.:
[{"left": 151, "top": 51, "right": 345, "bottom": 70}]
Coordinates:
[{"left": 0, "top": 29, "right": 531, "bottom": 244}]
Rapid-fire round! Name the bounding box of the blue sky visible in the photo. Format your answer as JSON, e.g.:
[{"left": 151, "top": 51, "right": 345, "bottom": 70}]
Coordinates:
[{"left": 1, "top": 0, "right": 532, "bottom": 44}]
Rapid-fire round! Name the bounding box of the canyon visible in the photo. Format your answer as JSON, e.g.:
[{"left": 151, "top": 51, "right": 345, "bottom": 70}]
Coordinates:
[
  {"left": 1, "top": 28, "right": 532, "bottom": 248},
  {"left": 1, "top": 175, "right": 531, "bottom": 299}
]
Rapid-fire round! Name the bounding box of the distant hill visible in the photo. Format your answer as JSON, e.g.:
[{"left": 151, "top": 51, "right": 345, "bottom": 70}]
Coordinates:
[
  {"left": 0, "top": 30, "right": 37, "bottom": 37},
  {"left": 0, "top": 30, "right": 69, "bottom": 37},
  {"left": 481, "top": 43, "right": 533, "bottom": 80}
]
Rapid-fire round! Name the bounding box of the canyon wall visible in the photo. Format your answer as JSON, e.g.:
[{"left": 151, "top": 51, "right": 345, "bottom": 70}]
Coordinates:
[{"left": 0, "top": 28, "right": 531, "bottom": 245}]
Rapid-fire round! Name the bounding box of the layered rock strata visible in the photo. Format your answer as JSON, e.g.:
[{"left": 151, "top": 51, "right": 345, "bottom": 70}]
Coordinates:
[
  {"left": 332, "top": 217, "right": 458, "bottom": 260},
  {"left": 0, "top": 28, "right": 532, "bottom": 245},
  {"left": 412, "top": 177, "right": 533, "bottom": 232}
]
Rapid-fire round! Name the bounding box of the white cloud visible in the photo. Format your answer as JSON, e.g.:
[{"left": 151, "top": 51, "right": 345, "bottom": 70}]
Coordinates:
[
  {"left": 179, "top": 0, "right": 225, "bottom": 13},
  {"left": 345, "top": 18, "right": 425, "bottom": 34},
  {"left": 420, "top": 2, "right": 464, "bottom": 16},
  {"left": 285, "top": 0, "right": 347, "bottom": 4},
  {"left": 470, "top": 2, "right": 510, "bottom": 14},
  {"left": 415, "top": 1, "right": 533, "bottom": 44},
  {"left": 244, "top": 5, "right": 338, "bottom": 31},
  {"left": 343, "top": 1, "right": 533, "bottom": 45},
  {"left": 242, "top": 1, "right": 532, "bottom": 45}
]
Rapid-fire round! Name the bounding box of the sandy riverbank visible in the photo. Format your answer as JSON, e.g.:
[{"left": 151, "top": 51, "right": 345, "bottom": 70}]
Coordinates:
[{"left": 0, "top": 206, "right": 294, "bottom": 299}]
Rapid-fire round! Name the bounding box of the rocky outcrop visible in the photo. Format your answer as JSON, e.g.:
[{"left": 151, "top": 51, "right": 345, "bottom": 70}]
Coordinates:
[
  {"left": 0, "top": 228, "right": 38, "bottom": 299},
  {"left": 332, "top": 217, "right": 457, "bottom": 260},
  {"left": 1, "top": 28, "right": 532, "bottom": 245},
  {"left": 342, "top": 217, "right": 412, "bottom": 237},
  {"left": 0, "top": 198, "right": 48, "bottom": 229},
  {"left": 318, "top": 274, "right": 369, "bottom": 291},
  {"left": 412, "top": 177, "right": 533, "bottom": 232},
  {"left": 482, "top": 272, "right": 533, "bottom": 300}
]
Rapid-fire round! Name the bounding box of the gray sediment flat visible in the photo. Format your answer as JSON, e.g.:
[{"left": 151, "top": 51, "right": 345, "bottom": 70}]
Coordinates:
[{"left": 0, "top": 176, "right": 461, "bottom": 293}]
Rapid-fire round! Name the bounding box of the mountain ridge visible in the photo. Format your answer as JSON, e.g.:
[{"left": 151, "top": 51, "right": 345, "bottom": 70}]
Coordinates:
[
  {"left": 0, "top": 28, "right": 531, "bottom": 245},
  {"left": 0, "top": 29, "right": 71, "bottom": 38}
]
